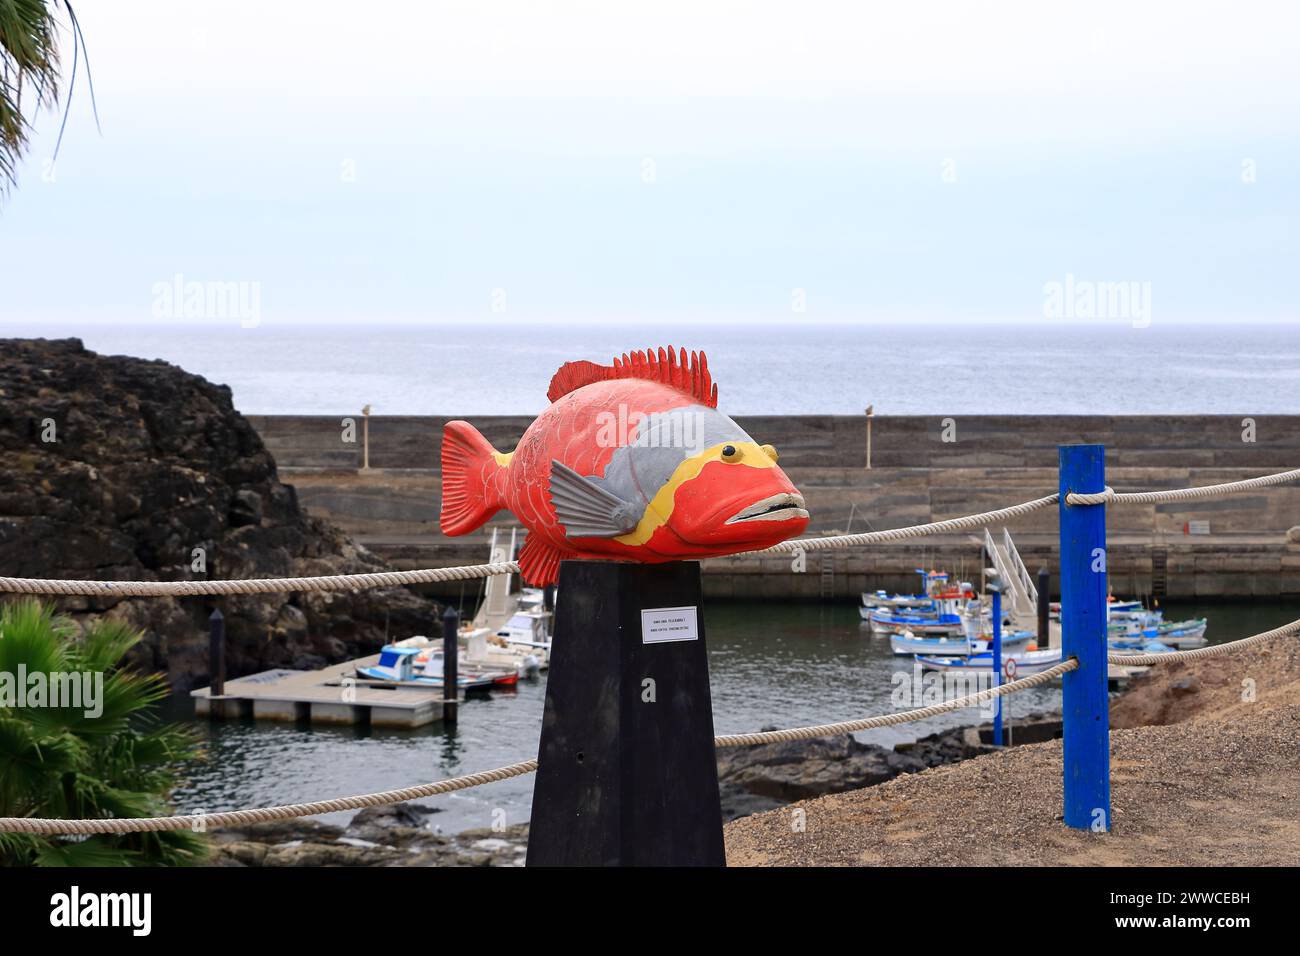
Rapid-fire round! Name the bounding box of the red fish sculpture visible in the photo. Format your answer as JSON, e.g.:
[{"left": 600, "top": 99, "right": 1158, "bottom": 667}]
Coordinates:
[{"left": 438, "top": 346, "right": 810, "bottom": 586}]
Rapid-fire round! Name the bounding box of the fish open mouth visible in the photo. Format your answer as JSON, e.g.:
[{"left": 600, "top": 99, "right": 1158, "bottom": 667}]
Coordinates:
[{"left": 725, "top": 492, "right": 809, "bottom": 524}]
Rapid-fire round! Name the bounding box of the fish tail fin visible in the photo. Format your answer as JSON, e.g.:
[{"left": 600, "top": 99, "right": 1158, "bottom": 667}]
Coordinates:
[{"left": 439, "top": 421, "right": 508, "bottom": 536}]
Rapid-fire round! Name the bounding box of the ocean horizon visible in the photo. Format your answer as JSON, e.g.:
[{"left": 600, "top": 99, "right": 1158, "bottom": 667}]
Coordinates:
[{"left": 6, "top": 319, "right": 1295, "bottom": 418}]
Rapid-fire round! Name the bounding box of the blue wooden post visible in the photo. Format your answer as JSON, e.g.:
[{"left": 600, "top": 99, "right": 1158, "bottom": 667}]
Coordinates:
[
  {"left": 1058, "top": 444, "right": 1110, "bottom": 831},
  {"left": 991, "top": 587, "right": 1003, "bottom": 746}
]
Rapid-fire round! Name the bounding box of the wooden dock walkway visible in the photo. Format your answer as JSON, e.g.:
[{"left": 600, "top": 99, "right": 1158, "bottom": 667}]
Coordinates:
[{"left": 191, "top": 653, "right": 455, "bottom": 728}]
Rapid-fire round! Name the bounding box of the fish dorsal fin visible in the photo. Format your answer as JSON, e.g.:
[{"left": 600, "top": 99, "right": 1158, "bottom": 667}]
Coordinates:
[{"left": 546, "top": 346, "right": 718, "bottom": 407}]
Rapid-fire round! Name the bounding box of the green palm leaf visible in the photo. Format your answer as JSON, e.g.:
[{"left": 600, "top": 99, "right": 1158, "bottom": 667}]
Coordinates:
[
  {"left": 0, "top": 599, "right": 208, "bottom": 866},
  {"left": 0, "top": 1, "right": 96, "bottom": 193}
]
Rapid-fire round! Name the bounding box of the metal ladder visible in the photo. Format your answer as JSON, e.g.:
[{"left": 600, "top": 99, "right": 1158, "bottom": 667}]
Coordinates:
[
  {"left": 820, "top": 555, "right": 835, "bottom": 601},
  {"left": 983, "top": 526, "right": 1038, "bottom": 622},
  {"left": 1150, "top": 547, "right": 1168, "bottom": 599}
]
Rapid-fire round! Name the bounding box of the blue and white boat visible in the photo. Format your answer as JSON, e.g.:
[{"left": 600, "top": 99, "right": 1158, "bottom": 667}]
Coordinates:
[
  {"left": 916, "top": 645, "right": 1063, "bottom": 675},
  {"left": 356, "top": 646, "right": 517, "bottom": 690},
  {"left": 890, "top": 628, "right": 1034, "bottom": 657},
  {"left": 860, "top": 570, "right": 975, "bottom": 622},
  {"left": 871, "top": 609, "right": 966, "bottom": 638},
  {"left": 1154, "top": 618, "right": 1208, "bottom": 647},
  {"left": 1107, "top": 636, "right": 1176, "bottom": 657},
  {"left": 1108, "top": 614, "right": 1208, "bottom": 649},
  {"left": 860, "top": 589, "right": 934, "bottom": 614}
]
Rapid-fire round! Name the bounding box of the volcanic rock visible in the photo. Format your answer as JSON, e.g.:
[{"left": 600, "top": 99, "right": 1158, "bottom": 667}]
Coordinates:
[{"left": 0, "top": 338, "right": 439, "bottom": 689}]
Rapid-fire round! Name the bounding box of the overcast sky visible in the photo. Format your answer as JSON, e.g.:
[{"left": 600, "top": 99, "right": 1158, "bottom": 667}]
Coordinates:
[{"left": 2, "top": 1, "right": 1297, "bottom": 328}]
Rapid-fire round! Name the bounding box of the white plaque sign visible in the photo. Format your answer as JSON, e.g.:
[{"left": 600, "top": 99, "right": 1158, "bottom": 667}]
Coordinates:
[{"left": 640, "top": 606, "right": 699, "bottom": 644}]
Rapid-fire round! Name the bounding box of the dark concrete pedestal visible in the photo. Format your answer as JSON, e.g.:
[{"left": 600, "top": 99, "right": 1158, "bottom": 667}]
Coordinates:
[{"left": 526, "top": 559, "right": 725, "bottom": 867}]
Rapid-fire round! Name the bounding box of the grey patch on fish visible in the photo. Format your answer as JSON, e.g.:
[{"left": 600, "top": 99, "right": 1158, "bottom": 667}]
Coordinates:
[
  {"left": 594, "top": 405, "right": 756, "bottom": 507},
  {"left": 552, "top": 405, "right": 759, "bottom": 538},
  {"left": 549, "top": 459, "right": 642, "bottom": 538}
]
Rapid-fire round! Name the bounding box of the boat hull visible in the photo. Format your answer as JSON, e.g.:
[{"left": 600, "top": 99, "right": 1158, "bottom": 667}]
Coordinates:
[
  {"left": 890, "top": 631, "right": 1034, "bottom": 657},
  {"left": 916, "top": 647, "right": 1062, "bottom": 674}
]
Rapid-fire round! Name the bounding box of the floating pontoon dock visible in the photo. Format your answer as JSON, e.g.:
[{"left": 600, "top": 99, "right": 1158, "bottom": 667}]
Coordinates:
[{"left": 191, "top": 653, "right": 462, "bottom": 728}]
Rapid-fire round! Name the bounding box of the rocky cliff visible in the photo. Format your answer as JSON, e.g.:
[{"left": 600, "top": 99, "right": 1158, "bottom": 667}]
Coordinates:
[{"left": 0, "top": 338, "right": 438, "bottom": 689}]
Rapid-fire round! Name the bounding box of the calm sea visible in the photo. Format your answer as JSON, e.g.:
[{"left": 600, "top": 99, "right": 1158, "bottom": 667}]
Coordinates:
[{"left": 11, "top": 320, "right": 1298, "bottom": 416}]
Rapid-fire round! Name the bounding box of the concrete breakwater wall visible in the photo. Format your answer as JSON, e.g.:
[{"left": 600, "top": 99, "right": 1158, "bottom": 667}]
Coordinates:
[
  {"left": 248, "top": 415, "right": 1300, "bottom": 600},
  {"left": 250, "top": 413, "right": 1300, "bottom": 471}
]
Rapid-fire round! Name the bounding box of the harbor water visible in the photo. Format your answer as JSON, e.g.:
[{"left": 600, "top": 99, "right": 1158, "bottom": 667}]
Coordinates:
[{"left": 166, "top": 597, "right": 1300, "bottom": 835}]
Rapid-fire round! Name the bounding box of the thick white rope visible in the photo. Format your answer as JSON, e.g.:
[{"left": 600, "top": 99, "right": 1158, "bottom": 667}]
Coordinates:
[
  {"left": 0, "top": 496, "right": 1062, "bottom": 595},
  {"left": 7, "top": 610, "right": 1297, "bottom": 836},
  {"left": 746, "top": 494, "right": 1061, "bottom": 555},
  {"left": 1066, "top": 466, "right": 1300, "bottom": 506},
  {"left": 0, "top": 661, "right": 1075, "bottom": 835},
  {"left": 712, "top": 658, "right": 1078, "bottom": 746},
  {"left": 0, "top": 561, "right": 522, "bottom": 597},
  {"left": 2, "top": 466, "right": 1295, "bottom": 595},
  {"left": 1107, "top": 617, "right": 1300, "bottom": 667},
  {"left": 0, "top": 760, "right": 539, "bottom": 836}
]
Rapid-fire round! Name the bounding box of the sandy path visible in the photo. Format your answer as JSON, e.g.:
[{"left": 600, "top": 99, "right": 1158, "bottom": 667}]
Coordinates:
[{"left": 725, "top": 641, "right": 1300, "bottom": 866}]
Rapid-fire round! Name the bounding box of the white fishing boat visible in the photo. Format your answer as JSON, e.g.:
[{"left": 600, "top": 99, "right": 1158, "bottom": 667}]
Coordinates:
[
  {"left": 495, "top": 608, "right": 552, "bottom": 649},
  {"left": 397, "top": 626, "right": 545, "bottom": 680},
  {"left": 916, "top": 645, "right": 1063, "bottom": 675},
  {"left": 890, "top": 628, "right": 1034, "bottom": 657},
  {"left": 1108, "top": 611, "right": 1208, "bottom": 649},
  {"left": 1153, "top": 618, "right": 1208, "bottom": 647},
  {"left": 1053, "top": 596, "right": 1211, "bottom": 650},
  {"left": 860, "top": 589, "right": 935, "bottom": 612},
  {"left": 860, "top": 571, "right": 975, "bottom": 622},
  {"left": 454, "top": 529, "right": 554, "bottom": 675},
  {"left": 356, "top": 645, "right": 517, "bottom": 690},
  {"left": 1107, "top": 636, "right": 1176, "bottom": 657},
  {"left": 872, "top": 610, "right": 966, "bottom": 638}
]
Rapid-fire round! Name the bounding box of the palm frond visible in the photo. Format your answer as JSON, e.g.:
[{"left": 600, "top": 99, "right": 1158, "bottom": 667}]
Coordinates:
[
  {"left": 0, "top": 600, "right": 209, "bottom": 866},
  {"left": 0, "top": 1, "right": 97, "bottom": 193}
]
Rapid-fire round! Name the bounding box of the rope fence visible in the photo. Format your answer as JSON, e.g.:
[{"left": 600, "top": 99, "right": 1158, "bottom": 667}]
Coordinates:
[
  {"left": 751, "top": 494, "right": 1061, "bottom": 554},
  {"left": 0, "top": 560, "right": 523, "bottom": 598},
  {"left": 1107, "top": 616, "right": 1300, "bottom": 666},
  {"left": 1, "top": 600, "right": 1295, "bottom": 835},
  {"left": 1065, "top": 466, "right": 1300, "bottom": 506},
  {"left": 712, "top": 658, "right": 1077, "bottom": 746},
  {"left": 0, "top": 466, "right": 1294, "bottom": 596},
  {"left": 0, "top": 660, "right": 1076, "bottom": 835},
  {"left": 7, "top": 603, "right": 1295, "bottom": 837},
  {"left": 0, "top": 462, "right": 1296, "bottom": 837},
  {"left": 0, "top": 760, "right": 539, "bottom": 836}
]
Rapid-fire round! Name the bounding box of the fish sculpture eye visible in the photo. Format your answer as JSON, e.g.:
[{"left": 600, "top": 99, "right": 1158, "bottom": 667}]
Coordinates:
[
  {"left": 721, "top": 444, "right": 741, "bottom": 462},
  {"left": 761, "top": 444, "right": 779, "bottom": 462}
]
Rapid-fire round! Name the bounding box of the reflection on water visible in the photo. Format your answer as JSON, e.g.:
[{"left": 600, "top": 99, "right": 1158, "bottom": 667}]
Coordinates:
[{"left": 166, "top": 598, "right": 1298, "bottom": 834}]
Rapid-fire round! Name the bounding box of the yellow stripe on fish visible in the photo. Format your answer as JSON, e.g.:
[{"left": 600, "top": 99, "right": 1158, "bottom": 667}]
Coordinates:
[{"left": 615, "top": 441, "right": 778, "bottom": 547}]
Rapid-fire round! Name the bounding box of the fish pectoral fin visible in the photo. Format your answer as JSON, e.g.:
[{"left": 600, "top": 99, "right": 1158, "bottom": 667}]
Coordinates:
[{"left": 548, "top": 459, "right": 640, "bottom": 538}]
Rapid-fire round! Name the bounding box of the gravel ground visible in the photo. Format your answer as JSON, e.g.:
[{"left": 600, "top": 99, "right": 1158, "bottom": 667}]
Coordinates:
[{"left": 725, "top": 641, "right": 1300, "bottom": 866}]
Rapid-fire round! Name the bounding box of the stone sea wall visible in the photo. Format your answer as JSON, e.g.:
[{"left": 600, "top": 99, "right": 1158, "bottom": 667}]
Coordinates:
[{"left": 247, "top": 414, "right": 1300, "bottom": 599}]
